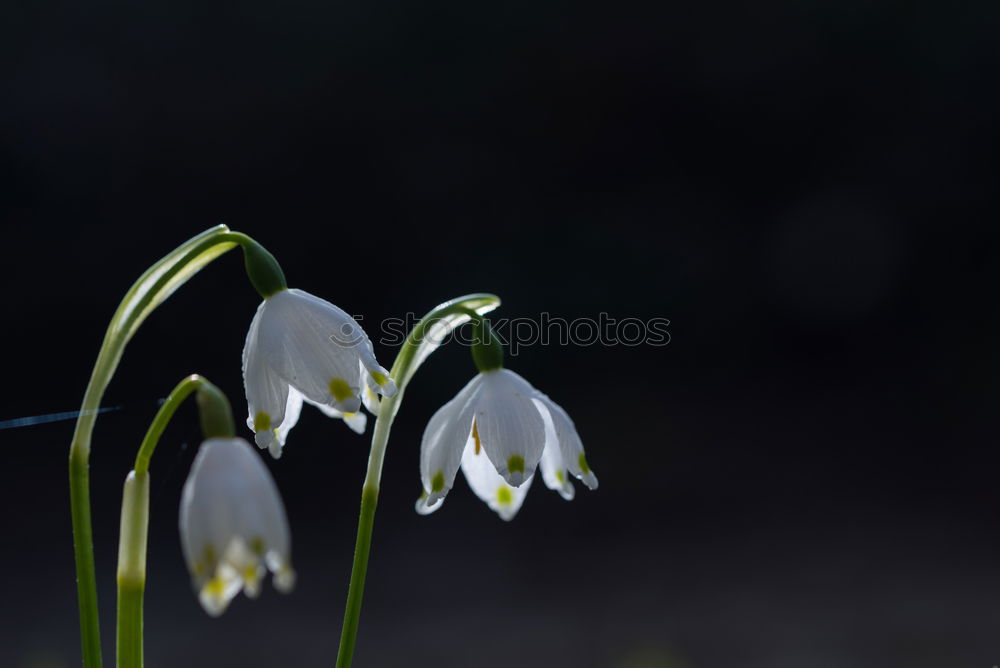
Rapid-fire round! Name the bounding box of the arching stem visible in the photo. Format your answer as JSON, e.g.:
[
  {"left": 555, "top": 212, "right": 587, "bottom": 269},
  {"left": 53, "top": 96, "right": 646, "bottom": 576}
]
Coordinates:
[
  {"left": 335, "top": 294, "right": 500, "bottom": 668},
  {"left": 70, "top": 225, "right": 275, "bottom": 667},
  {"left": 116, "top": 375, "right": 231, "bottom": 668}
]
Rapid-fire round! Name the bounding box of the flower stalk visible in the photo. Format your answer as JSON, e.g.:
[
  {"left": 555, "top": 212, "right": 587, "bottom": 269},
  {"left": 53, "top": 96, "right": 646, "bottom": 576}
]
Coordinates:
[
  {"left": 116, "top": 375, "right": 232, "bottom": 668},
  {"left": 335, "top": 293, "right": 500, "bottom": 668},
  {"left": 115, "top": 471, "right": 148, "bottom": 668},
  {"left": 70, "top": 225, "right": 283, "bottom": 667}
]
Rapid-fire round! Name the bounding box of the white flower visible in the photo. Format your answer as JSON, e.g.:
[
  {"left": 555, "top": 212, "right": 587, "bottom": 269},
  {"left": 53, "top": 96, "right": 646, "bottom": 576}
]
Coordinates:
[
  {"left": 179, "top": 437, "right": 295, "bottom": 616},
  {"left": 242, "top": 288, "right": 397, "bottom": 458},
  {"left": 415, "top": 369, "right": 597, "bottom": 521}
]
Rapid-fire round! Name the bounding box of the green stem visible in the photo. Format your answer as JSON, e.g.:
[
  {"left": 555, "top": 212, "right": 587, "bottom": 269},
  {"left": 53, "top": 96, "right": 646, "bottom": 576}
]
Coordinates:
[
  {"left": 70, "top": 447, "right": 102, "bottom": 668},
  {"left": 116, "top": 374, "right": 230, "bottom": 668},
  {"left": 334, "top": 482, "right": 382, "bottom": 667},
  {"left": 335, "top": 293, "right": 500, "bottom": 668},
  {"left": 116, "top": 582, "right": 144, "bottom": 668},
  {"left": 116, "top": 471, "right": 148, "bottom": 668},
  {"left": 70, "top": 225, "right": 270, "bottom": 667},
  {"left": 134, "top": 375, "right": 205, "bottom": 475}
]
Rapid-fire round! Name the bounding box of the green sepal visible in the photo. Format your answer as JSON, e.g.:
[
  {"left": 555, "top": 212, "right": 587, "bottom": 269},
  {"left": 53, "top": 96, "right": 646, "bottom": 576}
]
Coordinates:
[
  {"left": 242, "top": 240, "right": 287, "bottom": 298},
  {"left": 196, "top": 381, "right": 236, "bottom": 440},
  {"left": 471, "top": 316, "right": 504, "bottom": 373}
]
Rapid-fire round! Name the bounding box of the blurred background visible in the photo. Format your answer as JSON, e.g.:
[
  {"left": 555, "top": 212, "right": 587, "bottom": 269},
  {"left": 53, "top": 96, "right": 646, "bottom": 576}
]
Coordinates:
[{"left": 2, "top": 0, "right": 999, "bottom": 666}]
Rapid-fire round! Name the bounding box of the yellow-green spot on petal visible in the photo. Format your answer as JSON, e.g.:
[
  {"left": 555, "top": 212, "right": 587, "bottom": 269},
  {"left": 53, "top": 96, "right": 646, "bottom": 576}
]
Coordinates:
[
  {"left": 472, "top": 419, "right": 482, "bottom": 455},
  {"left": 497, "top": 487, "right": 513, "bottom": 505},
  {"left": 431, "top": 471, "right": 445, "bottom": 493},
  {"left": 507, "top": 455, "right": 525, "bottom": 474},
  {"left": 249, "top": 536, "right": 265, "bottom": 556},
  {"left": 329, "top": 378, "right": 353, "bottom": 402},
  {"left": 370, "top": 370, "right": 388, "bottom": 386},
  {"left": 204, "top": 575, "right": 227, "bottom": 597},
  {"left": 253, "top": 411, "right": 271, "bottom": 432},
  {"left": 203, "top": 543, "right": 217, "bottom": 566},
  {"left": 578, "top": 453, "right": 591, "bottom": 474},
  {"left": 555, "top": 470, "right": 565, "bottom": 484}
]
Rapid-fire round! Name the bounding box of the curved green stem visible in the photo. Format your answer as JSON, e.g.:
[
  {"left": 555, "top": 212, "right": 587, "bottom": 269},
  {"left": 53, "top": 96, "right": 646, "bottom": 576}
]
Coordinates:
[
  {"left": 335, "top": 293, "right": 500, "bottom": 668},
  {"left": 134, "top": 375, "right": 205, "bottom": 475},
  {"left": 117, "top": 374, "right": 230, "bottom": 668},
  {"left": 70, "top": 226, "right": 271, "bottom": 667}
]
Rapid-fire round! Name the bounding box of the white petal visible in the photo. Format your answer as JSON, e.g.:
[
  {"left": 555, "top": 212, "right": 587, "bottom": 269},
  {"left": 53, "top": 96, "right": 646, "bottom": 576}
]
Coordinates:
[
  {"left": 303, "top": 394, "right": 368, "bottom": 434},
  {"left": 179, "top": 437, "right": 294, "bottom": 615},
  {"left": 223, "top": 538, "right": 265, "bottom": 598},
  {"left": 534, "top": 398, "right": 575, "bottom": 500},
  {"left": 535, "top": 392, "right": 598, "bottom": 490},
  {"left": 271, "top": 562, "right": 296, "bottom": 593},
  {"left": 419, "top": 375, "right": 484, "bottom": 507},
  {"left": 257, "top": 289, "right": 371, "bottom": 412},
  {"left": 362, "top": 382, "right": 381, "bottom": 416},
  {"left": 414, "top": 489, "right": 445, "bottom": 515},
  {"left": 197, "top": 565, "right": 243, "bottom": 617},
  {"left": 243, "top": 301, "right": 290, "bottom": 453},
  {"left": 473, "top": 369, "right": 546, "bottom": 487},
  {"left": 360, "top": 363, "right": 382, "bottom": 417},
  {"left": 341, "top": 411, "right": 367, "bottom": 434},
  {"left": 265, "top": 441, "right": 280, "bottom": 459},
  {"left": 268, "top": 387, "right": 305, "bottom": 459},
  {"left": 358, "top": 338, "right": 397, "bottom": 399},
  {"left": 460, "top": 437, "right": 533, "bottom": 520}
]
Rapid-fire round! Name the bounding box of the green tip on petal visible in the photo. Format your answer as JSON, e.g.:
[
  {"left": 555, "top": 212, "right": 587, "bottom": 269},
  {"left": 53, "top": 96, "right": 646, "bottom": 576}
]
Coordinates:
[
  {"left": 431, "top": 471, "right": 445, "bottom": 493},
  {"left": 253, "top": 411, "right": 271, "bottom": 432},
  {"left": 370, "top": 370, "right": 388, "bottom": 386},
  {"left": 329, "top": 378, "right": 353, "bottom": 403},
  {"left": 578, "top": 453, "right": 591, "bottom": 475},
  {"left": 496, "top": 487, "right": 513, "bottom": 505},
  {"left": 507, "top": 455, "right": 525, "bottom": 474}
]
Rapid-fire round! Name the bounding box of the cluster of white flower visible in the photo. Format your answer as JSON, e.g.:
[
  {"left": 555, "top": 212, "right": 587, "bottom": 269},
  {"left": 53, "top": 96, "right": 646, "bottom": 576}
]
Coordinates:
[{"left": 180, "top": 286, "right": 596, "bottom": 615}]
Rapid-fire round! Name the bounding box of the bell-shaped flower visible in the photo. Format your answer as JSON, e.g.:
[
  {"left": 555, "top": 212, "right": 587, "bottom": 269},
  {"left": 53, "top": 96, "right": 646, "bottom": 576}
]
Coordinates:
[
  {"left": 415, "top": 368, "right": 597, "bottom": 520},
  {"left": 179, "top": 436, "right": 295, "bottom": 616},
  {"left": 243, "top": 288, "right": 397, "bottom": 457}
]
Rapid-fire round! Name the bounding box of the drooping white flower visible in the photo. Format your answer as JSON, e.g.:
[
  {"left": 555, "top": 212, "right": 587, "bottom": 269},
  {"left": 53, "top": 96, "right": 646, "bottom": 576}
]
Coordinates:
[
  {"left": 243, "top": 288, "right": 397, "bottom": 457},
  {"left": 415, "top": 369, "right": 597, "bottom": 520},
  {"left": 179, "top": 437, "right": 295, "bottom": 616}
]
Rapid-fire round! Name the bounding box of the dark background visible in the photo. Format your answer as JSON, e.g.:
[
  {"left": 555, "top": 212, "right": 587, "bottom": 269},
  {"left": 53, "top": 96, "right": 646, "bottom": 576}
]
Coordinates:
[{"left": 2, "top": 1, "right": 999, "bottom": 666}]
